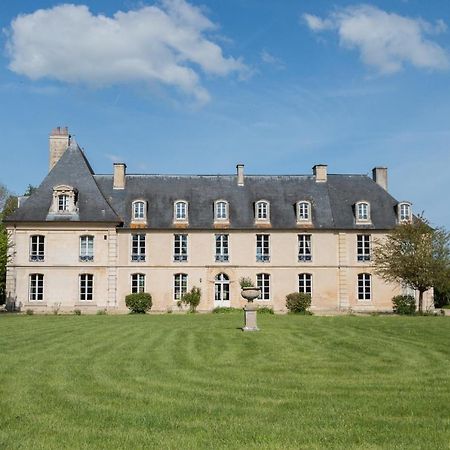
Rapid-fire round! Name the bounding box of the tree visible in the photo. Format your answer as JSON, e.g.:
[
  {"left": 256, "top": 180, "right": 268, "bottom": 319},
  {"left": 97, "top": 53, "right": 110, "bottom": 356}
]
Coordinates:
[
  {"left": 178, "top": 286, "right": 201, "bottom": 312},
  {"left": 373, "top": 217, "right": 450, "bottom": 313},
  {"left": 0, "top": 184, "right": 15, "bottom": 304}
]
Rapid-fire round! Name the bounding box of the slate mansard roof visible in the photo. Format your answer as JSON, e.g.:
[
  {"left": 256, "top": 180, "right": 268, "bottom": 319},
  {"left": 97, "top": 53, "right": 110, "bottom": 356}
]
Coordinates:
[{"left": 6, "top": 142, "right": 402, "bottom": 230}]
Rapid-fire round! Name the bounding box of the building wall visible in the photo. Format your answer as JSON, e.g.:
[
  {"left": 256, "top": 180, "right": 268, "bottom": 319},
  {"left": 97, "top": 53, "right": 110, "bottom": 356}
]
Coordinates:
[{"left": 7, "top": 225, "right": 433, "bottom": 313}]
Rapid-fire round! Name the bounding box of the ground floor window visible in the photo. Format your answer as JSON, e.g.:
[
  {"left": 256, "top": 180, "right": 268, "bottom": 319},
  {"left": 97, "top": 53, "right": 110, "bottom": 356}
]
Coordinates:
[
  {"left": 358, "top": 273, "right": 371, "bottom": 301},
  {"left": 174, "top": 273, "right": 188, "bottom": 300},
  {"left": 298, "top": 273, "right": 312, "bottom": 295},
  {"left": 257, "top": 273, "right": 270, "bottom": 300},
  {"left": 29, "top": 274, "right": 44, "bottom": 301},
  {"left": 79, "top": 274, "right": 94, "bottom": 301},
  {"left": 131, "top": 273, "right": 145, "bottom": 293},
  {"left": 214, "top": 273, "right": 230, "bottom": 302}
]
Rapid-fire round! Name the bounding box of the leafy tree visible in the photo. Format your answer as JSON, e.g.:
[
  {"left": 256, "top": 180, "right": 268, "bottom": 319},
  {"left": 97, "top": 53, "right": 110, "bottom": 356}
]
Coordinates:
[
  {"left": 0, "top": 184, "right": 15, "bottom": 304},
  {"left": 373, "top": 217, "right": 450, "bottom": 313},
  {"left": 24, "top": 184, "right": 37, "bottom": 197},
  {"left": 178, "top": 286, "right": 201, "bottom": 312}
]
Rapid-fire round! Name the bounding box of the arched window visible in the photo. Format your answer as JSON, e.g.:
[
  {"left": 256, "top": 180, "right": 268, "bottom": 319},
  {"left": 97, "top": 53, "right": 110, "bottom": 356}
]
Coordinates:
[
  {"left": 297, "top": 201, "right": 311, "bottom": 222},
  {"left": 174, "top": 200, "right": 188, "bottom": 221},
  {"left": 214, "top": 273, "right": 230, "bottom": 304},
  {"left": 298, "top": 273, "right": 312, "bottom": 295},
  {"left": 356, "top": 201, "right": 370, "bottom": 222},
  {"left": 131, "top": 273, "right": 145, "bottom": 293},
  {"left": 398, "top": 202, "right": 412, "bottom": 223},
  {"left": 132, "top": 200, "right": 146, "bottom": 221},
  {"left": 358, "top": 273, "right": 371, "bottom": 301},
  {"left": 255, "top": 200, "right": 270, "bottom": 221},
  {"left": 215, "top": 200, "right": 229, "bottom": 221},
  {"left": 257, "top": 273, "right": 270, "bottom": 301}
]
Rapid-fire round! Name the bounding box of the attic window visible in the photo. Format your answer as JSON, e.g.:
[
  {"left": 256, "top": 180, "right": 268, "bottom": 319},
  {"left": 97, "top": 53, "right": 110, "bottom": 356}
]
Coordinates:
[
  {"left": 297, "top": 201, "right": 311, "bottom": 223},
  {"left": 50, "top": 185, "right": 78, "bottom": 216},
  {"left": 214, "top": 200, "right": 229, "bottom": 221},
  {"left": 58, "top": 194, "right": 69, "bottom": 211},
  {"left": 355, "top": 201, "right": 371, "bottom": 224},
  {"left": 174, "top": 201, "right": 188, "bottom": 222},
  {"left": 255, "top": 200, "right": 270, "bottom": 222},
  {"left": 132, "top": 200, "right": 146, "bottom": 221},
  {"left": 398, "top": 202, "right": 412, "bottom": 223}
]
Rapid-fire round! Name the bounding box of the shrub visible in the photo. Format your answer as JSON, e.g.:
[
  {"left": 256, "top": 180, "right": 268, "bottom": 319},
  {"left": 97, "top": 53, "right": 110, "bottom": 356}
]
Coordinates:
[
  {"left": 125, "top": 293, "right": 152, "bottom": 314},
  {"left": 239, "top": 277, "right": 254, "bottom": 288},
  {"left": 392, "top": 295, "right": 416, "bottom": 315},
  {"left": 212, "top": 307, "right": 241, "bottom": 314},
  {"left": 25, "top": 309, "right": 34, "bottom": 315},
  {"left": 96, "top": 309, "right": 107, "bottom": 315},
  {"left": 178, "top": 286, "right": 201, "bottom": 313},
  {"left": 257, "top": 306, "right": 274, "bottom": 314},
  {"left": 52, "top": 302, "right": 61, "bottom": 315},
  {"left": 286, "top": 292, "right": 311, "bottom": 313},
  {"left": 74, "top": 309, "right": 81, "bottom": 316}
]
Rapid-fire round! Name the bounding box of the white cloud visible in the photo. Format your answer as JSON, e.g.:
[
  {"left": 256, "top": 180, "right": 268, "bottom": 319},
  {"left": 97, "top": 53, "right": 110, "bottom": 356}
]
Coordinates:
[
  {"left": 260, "top": 49, "right": 285, "bottom": 69},
  {"left": 5, "top": 1, "right": 247, "bottom": 104},
  {"left": 303, "top": 5, "right": 449, "bottom": 74}
]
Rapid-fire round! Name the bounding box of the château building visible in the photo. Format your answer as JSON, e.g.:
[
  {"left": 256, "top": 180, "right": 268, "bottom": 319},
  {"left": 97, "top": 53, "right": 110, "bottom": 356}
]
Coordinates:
[{"left": 4, "top": 127, "right": 432, "bottom": 313}]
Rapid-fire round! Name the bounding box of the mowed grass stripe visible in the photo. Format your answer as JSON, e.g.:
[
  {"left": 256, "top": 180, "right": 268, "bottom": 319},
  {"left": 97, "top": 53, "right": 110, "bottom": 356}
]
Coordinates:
[{"left": 0, "top": 314, "right": 449, "bottom": 449}]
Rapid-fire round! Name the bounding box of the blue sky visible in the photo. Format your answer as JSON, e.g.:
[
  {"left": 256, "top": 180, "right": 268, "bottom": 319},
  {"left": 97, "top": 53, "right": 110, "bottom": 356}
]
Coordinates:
[{"left": 1, "top": 0, "right": 449, "bottom": 227}]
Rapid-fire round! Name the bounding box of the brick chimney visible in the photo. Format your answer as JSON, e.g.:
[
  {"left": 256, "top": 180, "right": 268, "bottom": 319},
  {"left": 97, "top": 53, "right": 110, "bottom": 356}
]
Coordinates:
[
  {"left": 236, "top": 164, "right": 244, "bottom": 186},
  {"left": 113, "top": 163, "right": 127, "bottom": 189},
  {"left": 372, "top": 167, "right": 388, "bottom": 190},
  {"left": 313, "top": 164, "right": 327, "bottom": 182},
  {"left": 49, "top": 127, "right": 70, "bottom": 171}
]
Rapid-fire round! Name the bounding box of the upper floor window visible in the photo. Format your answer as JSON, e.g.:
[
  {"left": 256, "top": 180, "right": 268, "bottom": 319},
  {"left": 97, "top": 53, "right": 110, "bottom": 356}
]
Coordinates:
[
  {"left": 49, "top": 185, "right": 78, "bottom": 216},
  {"left": 80, "top": 235, "right": 94, "bottom": 262},
  {"left": 358, "top": 273, "right": 371, "bottom": 301},
  {"left": 58, "top": 194, "right": 69, "bottom": 211},
  {"left": 256, "top": 234, "right": 270, "bottom": 262},
  {"left": 174, "top": 234, "right": 188, "bottom": 262},
  {"left": 257, "top": 273, "right": 270, "bottom": 301},
  {"left": 79, "top": 274, "right": 94, "bottom": 301},
  {"left": 215, "top": 200, "right": 229, "bottom": 221},
  {"left": 357, "top": 234, "right": 371, "bottom": 262},
  {"left": 131, "top": 273, "right": 145, "bottom": 294},
  {"left": 29, "top": 274, "right": 44, "bottom": 301},
  {"left": 30, "top": 235, "right": 45, "bottom": 262},
  {"left": 132, "top": 201, "right": 146, "bottom": 221},
  {"left": 215, "top": 234, "right": 229, "bottom": 262},
  {"left": 356, "top": 201, "right": 370, "bottom": 222},
  {"left": 297, "top": 201, "right": 311, "bottom": 222},
  {"left": 298, "top": 273, "right": 312, "bottom": 295},
  {"left": 131, "top": 234, "right": 146, "bottom": 262},
  {"left": 298, "top": 234, "right": 312, "bottom": 262},
  {"left": 255, "top": 200, "right": 270, "bottom": 221},
  {"left": 398, "top": 202, "right": 412, "bottom": 223},
  {"left": 174, "top": 201, "right": 188, "bottom": 221},
  {"left": 174, "top": 273, "right": 188, "bottom": 300}
]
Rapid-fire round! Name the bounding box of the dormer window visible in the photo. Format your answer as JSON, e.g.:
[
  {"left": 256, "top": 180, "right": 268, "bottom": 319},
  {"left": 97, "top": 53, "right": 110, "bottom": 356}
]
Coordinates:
[
  {"left": 132, "top": 200, "right": 146, "bottom": 221},
  {"left": 355, "top": 201, "right": 370, "bottom": 223},
  {"left": 398, "top": 202, "right": 412, "bottom": 223},
  {"left": 255, "top": 200, "right": 270, "bottom": 221},
  {"left": 58, "top": 194, "right": 69, "bottom": 211},
  {"left": 215, "top": 200, "right": 229, "bottom": 221},
  {"left": 297, "top": 201, "right": 311, "bottom": 223},
  {"left": 48, "top": 185, "right": 78, "bottom": 218},
  {"left": 174, "top": 200, "right": 188, "bottom": 221}
]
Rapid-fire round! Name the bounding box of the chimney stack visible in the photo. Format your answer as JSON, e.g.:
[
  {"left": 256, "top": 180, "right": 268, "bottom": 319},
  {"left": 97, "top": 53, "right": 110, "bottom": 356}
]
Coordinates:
[
  {"left": 236, "top": 164, "right": 244, "bottom": 186},
  {"left": 113, "top": 163, "right": 127, "bottom": 189},
  {"left": 372, "top": 167, "right": 388, "bottom": 190},
  {"left": 313, "top": 164, "right": 327, "bottom": 182},
  {"left": 49, "top": 126, "right": 70, "bottom": 171}
]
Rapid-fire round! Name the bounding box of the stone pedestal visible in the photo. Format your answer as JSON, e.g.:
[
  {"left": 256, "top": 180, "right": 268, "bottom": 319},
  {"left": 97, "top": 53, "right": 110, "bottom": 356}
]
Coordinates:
[{"left": 242, "top": 302, "right": 259, "bottom": 332}]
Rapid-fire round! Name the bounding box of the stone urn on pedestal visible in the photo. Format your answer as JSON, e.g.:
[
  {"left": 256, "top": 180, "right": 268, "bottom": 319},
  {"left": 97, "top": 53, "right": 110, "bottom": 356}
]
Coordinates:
[{"left": 240, "top": 285, "right": 261, "bottom": 332}]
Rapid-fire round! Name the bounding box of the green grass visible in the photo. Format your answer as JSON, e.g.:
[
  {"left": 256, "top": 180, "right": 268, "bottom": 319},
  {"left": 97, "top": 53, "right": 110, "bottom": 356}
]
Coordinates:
[{"left": 0, "top": 314, "right": 449, "bottom": 449}]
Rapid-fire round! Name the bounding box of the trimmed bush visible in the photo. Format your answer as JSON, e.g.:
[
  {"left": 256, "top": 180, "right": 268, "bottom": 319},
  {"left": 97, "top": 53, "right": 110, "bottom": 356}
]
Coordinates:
[
  {"left": 212, "top": 307, "right": 241, "bottom": 314},
  {"left": 392, "top": 295, "right": 416, "bottom": 315},
  {"left": 257, "top": 306, "right": 274, "bottom": 314},
  {"left": 125, "top": 293, "right": 152, "bottom": 314},
  {"left": 73, "top": 309, "right": 81, "bottom": 316},
  {"left": 178, "top": 286, "right": 201, "bottom": 313},
  {"left": 286, "top": 292, "right": 311, "bottom": 314},
  {"left": 25, "top": 309, "right": 34, "bottom": 315}
]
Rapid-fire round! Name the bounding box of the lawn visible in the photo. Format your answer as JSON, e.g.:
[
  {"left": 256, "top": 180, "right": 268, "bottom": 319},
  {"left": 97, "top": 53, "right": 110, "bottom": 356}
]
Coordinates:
[{"left": 0, "top": 314, "right": 449, "bottom": 449}]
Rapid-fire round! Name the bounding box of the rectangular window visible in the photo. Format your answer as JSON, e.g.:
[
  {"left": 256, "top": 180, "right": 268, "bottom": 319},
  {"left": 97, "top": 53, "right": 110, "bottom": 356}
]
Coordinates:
[
  {"left": 174, "top": 273, "right": 188, "bottom": 300},
  {"left": 58, "top": 194, "right": 69, "bottom": 211},
  {"left": 79, "top": 274, "right": 93, "bottom": 301},
  {"left": 298, "top": 234, "right": 312, "bottom": 262},
  {"left": 30, "top": 235, "right": 45, "bottom": 262},
  {"left": 256, "top": 234, "right": 270, "bottom": 262},
  {"left": 131, "top": 234, "right": 146, "bottom": 262},
  {"left": 299, "top": 273, "right": 312, "bottom": 295},
  {"left": 131, "top": 273, "right": 145, "bottom": 293},
  {"left": 257, "top": 273, "right": 270, "bottom": 301},
  {"left": 358, "top": 274, "right": 371, "bottom": 301},
  {"left": 80, "top": 235, "right": 94, "bottom": 262},
  {"left": 215, "top": 234, "right": 229, "bottom": 262},
  {"left": 29, "top": 274, "right": 44, "bottom": 301},
  {"left": 174, "top": 234, "right": 188, "bottom": 262},
  {"left": 357, "top": 235, "right": 371, "bottom": 261}
]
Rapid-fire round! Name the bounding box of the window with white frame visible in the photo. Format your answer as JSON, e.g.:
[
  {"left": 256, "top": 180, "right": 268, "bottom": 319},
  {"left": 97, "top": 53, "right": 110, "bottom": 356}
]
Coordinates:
[
  {"left": 357, "top": 234, "right": 371, "bottom": 262},
  {"left": 256, "top": 234, "right": 270, "bottom": 262},
  {"left": 131, "top": 234, "right": 146, "bottom": 262},
  {"left": 215, "top": 234, "right": 229, "bottom": 262},
  {"left": 29, "top": 274, "right": 44, "bottom": 301},
  {"left": 174, "top": 201, "right": 188, "bottom": 221},
  {"left": 215, "top": 201, "right": 228, "bottom": 221},
  {"left": 356, "top": 202, "right": 370, "bottom": 222},
  {"left": 174, "top": 273, "right": 188, "bottom": 300},
  {"left": 30, "top": 235, "right": 45, "bottom": 262},
  {"left": 257, "top": 273, "right": 270, "bottom": 301},
  {"left": 79, "top": 274, "right": 93, "bottom": 301},
  {"left": 131, "top": 273, "right": 145, "bottom": 293},
  {"left": 399, "top": 202, "right": 412, "bottom": 222},
  {"left": 358, "top": 273, "right": 371, "bottom": 301},
  {"left": 298, "top": 273, "right": 312, "bottom": 295},
  {"left": 49, "top": 185, "right": 78, "bottom": 215},
  {"left": 174, "top": 234, "right": 188, "bottom": 262},
  {"left": 297, "top": 201, "right": 311, "bottom": 222},
  {"left": 58, "top": 194, "right": 69, "bottom": 211},
  {"left": 132, "top": 201, "right": 146, "bottom": 221},
  {"left": 80, "top": 235, "right": 94, "bottom": 262},
  {"left": 298, "top": 234, "right": 312, "bottom": 262},
  {"left": 255, "top": 200, "right": 270, "bottom": 221}
]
